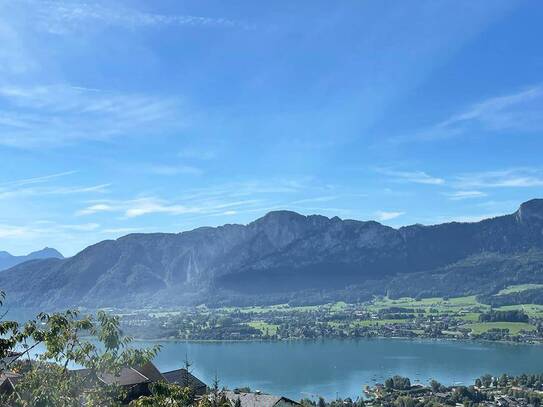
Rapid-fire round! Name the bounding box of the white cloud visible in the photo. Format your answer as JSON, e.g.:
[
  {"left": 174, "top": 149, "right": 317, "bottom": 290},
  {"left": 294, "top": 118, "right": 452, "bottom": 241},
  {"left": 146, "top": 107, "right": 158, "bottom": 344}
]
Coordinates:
[
  {"left": 445, "top": 190, "right": 487, "bottom": 200},
  {"left": 74, "top": 179, "right": 308, "bottom": 219},
  {"left": 15, "top": 0, "right": 254, "bottom": 35},
  {"left": 148, "top": 165, "right": 203, "bottom": 176},
  {"left": 124, "top": 198, "right": 200, "bottom": 218},
  {"left": 0, "top": 183, "right": 110, "bottom": 200},
  {"left": 101, "top": 227, "right": 146, "bottom": 234},
  {"left": 455, "top": 168, "right": 543, "bottom": 189},
  {"left": 0, "top": 224, "right": 32, "bottom": 238},
  {"left": 0, "top": 84, "right": 183, "bottom": 148},
  {"left": 0, "top": 171, "right": 77, "bottom": 187},
  {"left": 61, "top": 223, "right": 100, "bottom": 231},
  {"left": 178, "top": 149, "right": 217, "bottom": 161},
  {"left": 0, "top": 221, "right": 99, "bottom": 240},
  {"left": 75, "top": 203, "right": 114, "bottom": 216},
  {"left": 441, "top": 86, "right": 543, "bottom": 133},
  {"left": 400, "top": 85, "right": 543, "bottom": 142},
  {"left": 377, "top": 169, "right": 445, "bottom": 185},
  {"left": 375, "top": 211, "right": 405, "bottom": 221},
  {"left": 290, "top": 196, "right": 339, "bottom": 205},
  {"left": 0, "top": 20, "right": 36, "bottom": 75}
]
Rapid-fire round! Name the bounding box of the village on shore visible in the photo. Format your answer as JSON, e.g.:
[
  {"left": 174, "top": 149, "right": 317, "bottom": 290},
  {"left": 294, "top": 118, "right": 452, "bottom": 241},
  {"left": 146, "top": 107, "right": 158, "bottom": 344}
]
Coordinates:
[{"left": 119, "top": 288, "right": 543, "bottom": 345}]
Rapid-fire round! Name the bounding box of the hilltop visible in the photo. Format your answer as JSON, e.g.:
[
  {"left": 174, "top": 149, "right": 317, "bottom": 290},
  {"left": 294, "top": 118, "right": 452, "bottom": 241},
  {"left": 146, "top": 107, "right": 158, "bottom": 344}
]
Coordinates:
[{"left": 2, "top": 200, "right": 543, "bottom": 309}]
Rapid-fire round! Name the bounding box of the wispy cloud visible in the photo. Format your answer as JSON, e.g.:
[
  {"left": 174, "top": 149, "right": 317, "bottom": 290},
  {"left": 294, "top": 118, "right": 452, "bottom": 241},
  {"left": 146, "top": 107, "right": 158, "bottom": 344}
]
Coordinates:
[
  {"left": 290, "top": 196, "right": 339, "bottom": 205},
  {"left": 0, "top": 170, "right": 77, "bottom": 187},
  {"left": 399, "top": 85, "right": 543, "bottom": 142},
  {"left": 101, "top": 227, "right": 146, "bottom": 235},
  {"left": 78, "top": 196, "right": 265, "bottom": 219},
  {"left": 376, "top": 168, "right": 445, "bottom": 185},
  {"left": 0, "top": 183, "right": 110, "bottom": 200},
  {"left": 178, "top": 149, "right": 217, "bottom": 161},
  {"left": 148, "top": 165, "right": 203, "bottom": 176},
  {"left": 124, "top": 198, "right": 200, "bottom": 218},
  {"left": 16, "top": 0, "right": 255, "bottom": 35},
  {"left": 75, "top": 179, "right": 329, "bottom": 219},
  {"left": 444, "top": 190, "right": 487, "bottom": 200},
  {"left": 0, "top": 224, "right": 32, "bottom": 239},
  {"left": 375, "top": 210, "right": 405, "bottom": 221},
  {"left": 0, "top": 84, "right": 183, "bottom": 148},
  {"left": 75, "top": 203, "right": 115, "bottom": 216},
  {"left": 60, "top": 223, "right": 100, "bottom": 232},
  {"left": 454, "top": 168, "right": 543, "bottom": 189},
  {"left": 0, "top": 221, "right": 100, "bottom": 240}
]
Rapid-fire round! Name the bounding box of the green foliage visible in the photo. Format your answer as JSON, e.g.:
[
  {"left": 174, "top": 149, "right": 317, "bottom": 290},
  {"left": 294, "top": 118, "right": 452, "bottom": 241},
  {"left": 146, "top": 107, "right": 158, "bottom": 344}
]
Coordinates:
[
  {"left": 394, "top": 396, "right": 415, "bottom": 407},
  {"left": 130, "top": 382, "right": 193, "bottom": 406},
  {"left": 479, "top": 309, "right": 529, "bottom": 323},
  {"left": 0, "top": 293, "right": 161, "bottom": 406},
  {"left": 384, "top": 375, "right": 411, "bottom": 391}
]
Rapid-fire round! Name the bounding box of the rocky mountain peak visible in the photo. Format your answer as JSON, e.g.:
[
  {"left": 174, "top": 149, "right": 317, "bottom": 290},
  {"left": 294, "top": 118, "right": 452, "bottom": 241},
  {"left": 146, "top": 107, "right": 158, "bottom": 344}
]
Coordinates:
[{"left": 516, "top": 199, "right": 543, "bottom": 224}]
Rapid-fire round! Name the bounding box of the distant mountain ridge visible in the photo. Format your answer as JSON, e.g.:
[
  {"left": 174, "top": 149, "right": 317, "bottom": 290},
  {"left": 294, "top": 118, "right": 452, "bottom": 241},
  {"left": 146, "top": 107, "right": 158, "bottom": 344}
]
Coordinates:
[
  {"left": 2, "top": 200, "right": 543, "bottom": 309},
  {"left": 0, "top": 248, "right": 63, "bottom": 272}
]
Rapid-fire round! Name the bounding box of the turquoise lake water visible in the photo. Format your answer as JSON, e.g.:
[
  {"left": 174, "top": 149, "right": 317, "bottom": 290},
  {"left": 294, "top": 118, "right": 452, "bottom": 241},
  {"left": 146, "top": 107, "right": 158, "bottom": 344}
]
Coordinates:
[{"left": 133, "top": 338, "right": 543, "bottom": 401}]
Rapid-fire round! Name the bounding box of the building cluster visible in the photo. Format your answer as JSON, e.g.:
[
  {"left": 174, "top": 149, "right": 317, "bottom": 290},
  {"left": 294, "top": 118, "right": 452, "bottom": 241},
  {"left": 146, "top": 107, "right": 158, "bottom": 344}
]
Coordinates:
[
  {"left": 0, "top": 351, "right": 301, "bottom": 406},
  {"left": 363, "top": 378, "right": 543, "bottom": 407}
]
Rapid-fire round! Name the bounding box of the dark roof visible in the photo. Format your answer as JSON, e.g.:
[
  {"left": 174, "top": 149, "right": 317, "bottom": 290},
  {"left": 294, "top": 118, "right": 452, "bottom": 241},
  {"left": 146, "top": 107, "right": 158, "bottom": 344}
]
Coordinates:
[
  {"left": 98, "top": 362, "right": 165, "bottom": 386},
  {"left": 99, "top": 367, "right": 149, "bottom": 386},
  {"left": 0, "top": 372, "right": 22, "bottom": 395},
  {"left": 162, "top": 368, "right": 207, "bottom": 390},
  {"left": 133, "top": 362, "right": 165, "bottom": 383},
  {"left": 70, "top": 368, "right": 100, "bottom": 390},
  {"left": 223, "top": 391, "right": 301, "bottom": 407},
  {"left": 0, "top": 351, "right": 22, "bottom": 370}
]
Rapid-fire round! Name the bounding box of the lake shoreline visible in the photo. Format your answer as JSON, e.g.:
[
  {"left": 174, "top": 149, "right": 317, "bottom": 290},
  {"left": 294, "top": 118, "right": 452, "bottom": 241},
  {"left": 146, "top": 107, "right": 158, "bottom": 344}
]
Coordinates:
[
  {"left": 131, "top": 335, "right": 543, "bottom": 347},
  {"left": 136, "top": 335, "right": 543, "bottom": 400}
]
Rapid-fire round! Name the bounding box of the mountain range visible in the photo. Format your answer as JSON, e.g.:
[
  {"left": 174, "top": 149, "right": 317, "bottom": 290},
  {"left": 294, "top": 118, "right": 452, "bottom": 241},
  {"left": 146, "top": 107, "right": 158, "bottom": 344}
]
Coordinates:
[
  {"left": 2, "top": 199, "right": 543, "bottom": 310},
  {"left": 0, "top": 248, "right": 63, "bottom": 272}
]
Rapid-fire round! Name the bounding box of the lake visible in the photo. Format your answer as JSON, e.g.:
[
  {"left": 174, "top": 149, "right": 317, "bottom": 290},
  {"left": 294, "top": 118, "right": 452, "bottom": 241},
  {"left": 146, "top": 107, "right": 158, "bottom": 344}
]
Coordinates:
[{"left": 131, "top": 338, "right": 543, "bottom": 401}]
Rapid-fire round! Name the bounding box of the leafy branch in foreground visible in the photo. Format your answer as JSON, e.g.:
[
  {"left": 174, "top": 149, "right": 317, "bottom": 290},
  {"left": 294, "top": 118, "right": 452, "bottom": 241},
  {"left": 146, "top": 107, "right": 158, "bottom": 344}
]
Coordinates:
[{"left": 0, "top": 290, "right": 161, "bottom": 406}]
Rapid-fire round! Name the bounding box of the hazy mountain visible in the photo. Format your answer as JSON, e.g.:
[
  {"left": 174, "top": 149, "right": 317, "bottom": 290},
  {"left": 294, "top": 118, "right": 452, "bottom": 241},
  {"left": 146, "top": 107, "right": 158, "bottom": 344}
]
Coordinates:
[
  {"left": 2, "top": 200, "right": 543, "bottom": 309},
  {"left": 0, "top": 247, "right": 64, "bottom": 272}
]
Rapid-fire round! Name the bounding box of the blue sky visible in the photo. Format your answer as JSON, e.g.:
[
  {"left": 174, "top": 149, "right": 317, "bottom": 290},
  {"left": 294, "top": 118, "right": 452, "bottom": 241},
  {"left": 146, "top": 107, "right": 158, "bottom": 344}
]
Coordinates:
[{"left": 1, "top": 0, "right": 543, "bottom": 256}]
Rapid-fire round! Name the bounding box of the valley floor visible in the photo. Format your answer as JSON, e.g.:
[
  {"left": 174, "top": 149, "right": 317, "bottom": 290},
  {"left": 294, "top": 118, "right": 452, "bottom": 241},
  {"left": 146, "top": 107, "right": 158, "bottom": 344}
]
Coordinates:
[{"left": 117, "top": 284, "right": 543, "bottom": 344}]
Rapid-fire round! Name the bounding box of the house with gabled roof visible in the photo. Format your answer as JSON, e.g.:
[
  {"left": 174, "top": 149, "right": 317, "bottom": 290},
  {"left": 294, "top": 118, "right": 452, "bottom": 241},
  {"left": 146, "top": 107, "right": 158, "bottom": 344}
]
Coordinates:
[{"left": 223, "top": 390, "right": 301, "bottom": 407}]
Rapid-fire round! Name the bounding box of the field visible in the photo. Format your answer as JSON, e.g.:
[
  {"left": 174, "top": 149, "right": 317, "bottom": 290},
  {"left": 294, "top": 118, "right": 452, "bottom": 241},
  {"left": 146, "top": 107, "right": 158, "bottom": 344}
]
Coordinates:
[
  {"left": 463, "top": 322, "right": 536, "bottom": 335},
  {"left": 119, "top": 283, "right": 543, "bottom": 341},
  {"left": 497, "top": 284, "right": 543, "bottom": 295},
  {"left": 236, "top": 288, "right": 541, "bottom": 338},
  {"left": 247, "top": 321, "right": 279, "bottom": 335}
]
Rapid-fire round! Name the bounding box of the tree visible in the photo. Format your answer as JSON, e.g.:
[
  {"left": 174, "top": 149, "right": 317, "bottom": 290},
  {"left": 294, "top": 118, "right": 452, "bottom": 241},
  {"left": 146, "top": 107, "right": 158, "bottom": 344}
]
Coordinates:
[
  {"left": 499, "top": 374, "right": 509, "bottom": 387},
  {"left": 481, "top": 374, "right": 493, "bottom": 388},
  {"left": 208, "top": 373, "right": 229, "bottom": 407},
  {"left": 385, "top": 376, "right": 411, "bottom": 391},
  {"left": 0, "top": 291, "right": 160, "bottom": 406},
  {"left": 394, "top": 396, "right": 415, "bottom": 407},
  {"left": 430, "top": 380, "right": 443, "bottom": 392},
  {"left": 130, "top": 382, "right": 193, "bottom": 407},
  {"left": 181, "top": 352, "right": 196, "bottom": 402}
]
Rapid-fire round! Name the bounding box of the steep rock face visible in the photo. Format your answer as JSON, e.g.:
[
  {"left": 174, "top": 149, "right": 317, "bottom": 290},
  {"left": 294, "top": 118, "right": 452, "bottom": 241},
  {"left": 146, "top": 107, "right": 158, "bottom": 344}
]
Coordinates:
[
  {"left": 516, "top": 199, "right": 543, "bottom": 225},
  {"left": 2, "top": 200, "right": 543, "bottom": 308}
]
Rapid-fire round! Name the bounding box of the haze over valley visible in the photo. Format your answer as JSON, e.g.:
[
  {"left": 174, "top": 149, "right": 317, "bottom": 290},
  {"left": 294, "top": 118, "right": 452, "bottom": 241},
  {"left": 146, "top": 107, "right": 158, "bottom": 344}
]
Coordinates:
[{"left": 2, "top": 199, "right": 543, "bottom": 310}]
